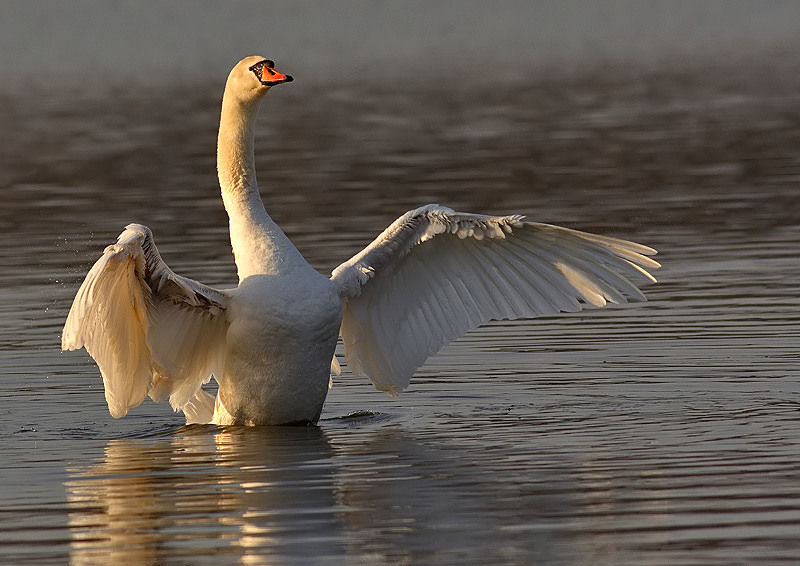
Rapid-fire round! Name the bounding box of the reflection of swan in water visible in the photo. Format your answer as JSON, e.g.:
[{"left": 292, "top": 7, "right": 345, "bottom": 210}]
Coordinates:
[
  {"left": 66, "top": 427, "right": 343, "bottom": 565},
  {"left": 66, "top": 424, "right": 586, "bottom": 563},
  {"left": 61, "top": 55, "right": 659, "bottom": 426},
  {"left": 213, "top": 427, "right": 346, "bottom": 564}
]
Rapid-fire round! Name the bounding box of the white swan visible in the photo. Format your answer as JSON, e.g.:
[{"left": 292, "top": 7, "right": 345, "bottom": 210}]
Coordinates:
[{"left": 61, "top": 56, "right": 660, "bottom": 426}]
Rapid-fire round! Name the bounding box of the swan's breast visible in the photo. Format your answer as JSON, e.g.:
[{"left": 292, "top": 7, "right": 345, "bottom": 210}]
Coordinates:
[
  {"left": 233, "top": 268, "right": 340, "bottom": 325},
  {"left": 217, "top": 269, "right": 341, "bottom": 424},
  {"left": 225, "top": 267, "right": 342, "bottom": 373}
]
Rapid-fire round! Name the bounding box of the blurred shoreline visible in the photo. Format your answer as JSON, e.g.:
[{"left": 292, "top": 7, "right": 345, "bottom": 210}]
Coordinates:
[{"left": 3, "top": 1, "right": 800, "bottom": 91}]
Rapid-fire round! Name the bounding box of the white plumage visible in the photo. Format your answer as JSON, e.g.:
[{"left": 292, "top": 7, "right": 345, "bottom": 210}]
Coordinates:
[
  {"left": 62, "top": 56, "right": 659, "bottom": 426},
  {"left": 331, "top": 206, "right": 658, "bottom": 394},
  {"left": 62, "top": 223, "right": 228, "bottom": 422}
]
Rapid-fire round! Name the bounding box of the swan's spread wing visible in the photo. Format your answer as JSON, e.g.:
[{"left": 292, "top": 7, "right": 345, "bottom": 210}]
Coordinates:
[
  {"left": 330, "top": 205, "right": 659, "bottom": 394},
  {"left": 62, "top": 224, "right": 229, "bottom": 421}
]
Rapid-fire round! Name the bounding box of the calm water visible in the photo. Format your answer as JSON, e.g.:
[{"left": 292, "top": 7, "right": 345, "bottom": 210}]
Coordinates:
[{"left": 2, "top": 60, "right": 800, "bottom": 565}]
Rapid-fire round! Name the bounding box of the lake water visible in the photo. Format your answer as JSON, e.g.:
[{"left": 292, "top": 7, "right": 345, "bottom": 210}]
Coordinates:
[{"left": 2, "top": 57, "right": 800, "bottom": 564}]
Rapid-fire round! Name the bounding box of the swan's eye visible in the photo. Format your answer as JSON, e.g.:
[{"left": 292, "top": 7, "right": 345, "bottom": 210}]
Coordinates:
[{"left": 248, "top": 61, "right": 266, "bottom": 82}]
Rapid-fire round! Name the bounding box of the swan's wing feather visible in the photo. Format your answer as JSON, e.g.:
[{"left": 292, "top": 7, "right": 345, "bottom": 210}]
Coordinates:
[
  {"left": 62, "top": 224, "right": 229, "bottom": 421},
  {"left": 330, "top": 205, "right": 659, "bottom": 394}
]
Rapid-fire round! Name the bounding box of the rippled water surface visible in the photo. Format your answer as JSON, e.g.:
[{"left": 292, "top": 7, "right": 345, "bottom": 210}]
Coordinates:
[{"left": 2, "top": 61, "right": 800, "bottom": 565}]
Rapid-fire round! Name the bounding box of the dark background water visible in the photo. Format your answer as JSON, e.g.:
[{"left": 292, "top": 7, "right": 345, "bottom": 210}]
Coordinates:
[{"left": 2, "top": 2, "right": 800, "bottom": 565}]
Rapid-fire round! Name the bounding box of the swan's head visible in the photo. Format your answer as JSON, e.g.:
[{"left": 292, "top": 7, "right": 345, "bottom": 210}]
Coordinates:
[{"left": 225, "top": 55, "right": 293, "bottom": 103}]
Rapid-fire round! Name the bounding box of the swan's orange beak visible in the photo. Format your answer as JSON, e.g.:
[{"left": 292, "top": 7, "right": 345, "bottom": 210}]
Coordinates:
[{"left": 249, "top": 59, "right": 293, "bottom": 87}]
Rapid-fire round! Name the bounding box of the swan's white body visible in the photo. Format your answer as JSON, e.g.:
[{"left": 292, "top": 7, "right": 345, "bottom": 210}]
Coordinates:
[{"left": 62, "top": 56, "right": 659, "bottom": 426}]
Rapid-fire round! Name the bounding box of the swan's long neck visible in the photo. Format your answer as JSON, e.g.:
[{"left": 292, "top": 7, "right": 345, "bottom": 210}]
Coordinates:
[
  {"left": 217, "top": 94, "right": 260, "bottom": 199},
  {"left": 217, "top": 89, "right": 304, "bottom": 279}
]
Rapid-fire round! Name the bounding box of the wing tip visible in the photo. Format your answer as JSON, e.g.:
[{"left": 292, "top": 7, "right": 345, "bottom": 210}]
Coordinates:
[
  {"left": 107, "top": 402, "right": 131, "bottom": 419},
  {"left": 61, "top": 339, "right": 79, "bottom": 352},
  {"left": 60, "top": 323, "right": 84, "bottom": 351},
  {"left": 380, "top": 384, "right": 402, "bottom": 397}
]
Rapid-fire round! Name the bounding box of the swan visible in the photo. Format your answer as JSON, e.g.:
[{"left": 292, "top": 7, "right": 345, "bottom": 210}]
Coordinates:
[{"left": 61, "top": 56, "right": 660, "bottom": 426}]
